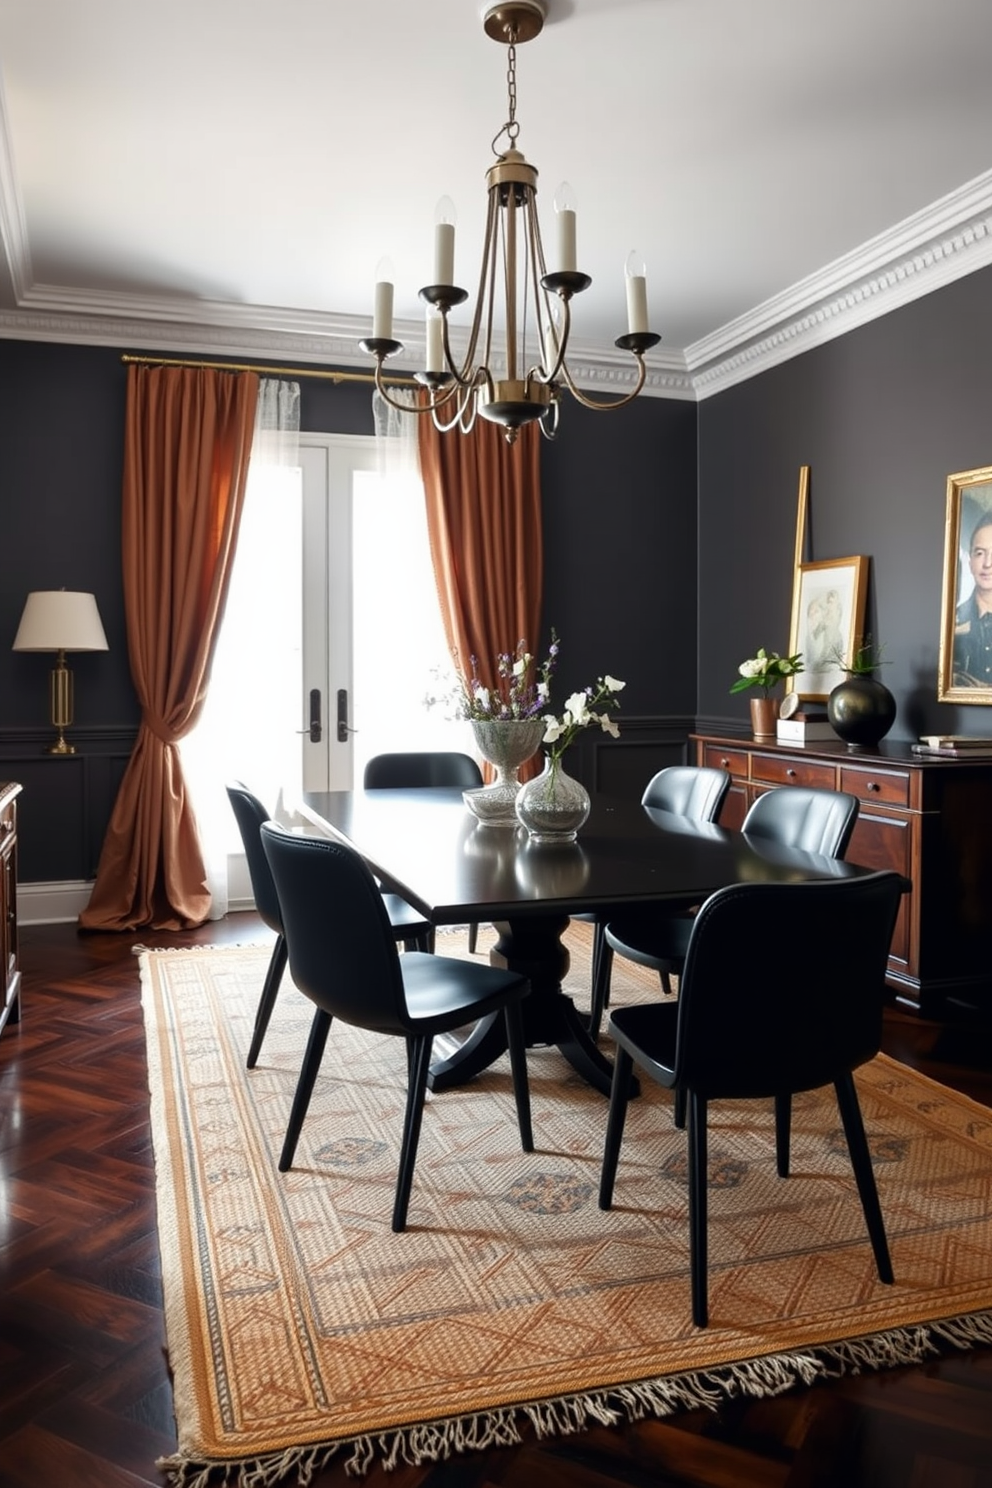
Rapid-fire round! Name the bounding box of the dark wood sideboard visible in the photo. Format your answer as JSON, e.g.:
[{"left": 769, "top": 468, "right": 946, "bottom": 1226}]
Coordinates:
[
  {"left": 0, "top": 782, "right": 21, "bottom": 1040},
  {"left": 692, "top": 736, "right": 992, "bottom": 1017}
]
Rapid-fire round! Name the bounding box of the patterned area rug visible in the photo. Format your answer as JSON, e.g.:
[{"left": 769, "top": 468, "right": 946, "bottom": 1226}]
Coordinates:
[{"left": 141, "top": 923, "right": 992, "bottom": 1486}]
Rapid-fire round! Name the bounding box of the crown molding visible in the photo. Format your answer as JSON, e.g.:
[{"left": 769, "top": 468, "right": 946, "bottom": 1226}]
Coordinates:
[
  {"left": 0, "top": 294, "right": 696, "bottom": 399},
  {"left": 687, "top": 169, "right": 992, "bottom": 399}
]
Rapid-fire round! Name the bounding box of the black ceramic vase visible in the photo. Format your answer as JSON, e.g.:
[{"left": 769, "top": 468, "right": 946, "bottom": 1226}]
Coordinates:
[{"left": 827, "top": 674, "right": 897, "bottom": 748}]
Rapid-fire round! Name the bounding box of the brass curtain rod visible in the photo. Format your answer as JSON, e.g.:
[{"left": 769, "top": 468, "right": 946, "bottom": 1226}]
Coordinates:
[{"left": 120, "top": 353, "right": 417, "bottom": 387}]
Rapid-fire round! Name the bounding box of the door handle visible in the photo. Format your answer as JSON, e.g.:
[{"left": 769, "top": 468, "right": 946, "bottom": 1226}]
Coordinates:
[
  {"left": 296, "top": 688, "right": 323, "bottom": 743},
  {"left": 337, "top": 688, "right": 357, "bottom": 743}
]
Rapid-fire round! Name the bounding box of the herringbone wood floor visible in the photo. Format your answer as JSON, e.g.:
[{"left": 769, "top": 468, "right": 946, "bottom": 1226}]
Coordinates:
[{"left": 2, "top": 915, "right": 992, "bottom": 1488}]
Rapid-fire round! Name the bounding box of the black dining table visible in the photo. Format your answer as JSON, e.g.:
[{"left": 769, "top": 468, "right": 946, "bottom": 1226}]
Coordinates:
[{"left": 301, "top": 786, "right": 865, "bottom": 1097}]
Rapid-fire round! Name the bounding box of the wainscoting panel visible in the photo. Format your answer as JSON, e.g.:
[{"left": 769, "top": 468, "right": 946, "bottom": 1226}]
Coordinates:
[
  {"left": 567, "top": 715, "right": 696, "bottom": 797},
  {"left": 0, "top": 726, "right": 136, "bottom": 884}
]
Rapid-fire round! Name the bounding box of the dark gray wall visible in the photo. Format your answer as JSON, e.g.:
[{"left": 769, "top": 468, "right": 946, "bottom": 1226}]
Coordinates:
[
  {"left": 0, "top": 342, "right": 695, "bottom": 880},
  {"left": 7, "top": 257, "right": 990, "bottom": 885},
  {"left": 698, "top": 263, "right": 992, "bottom": 740}
]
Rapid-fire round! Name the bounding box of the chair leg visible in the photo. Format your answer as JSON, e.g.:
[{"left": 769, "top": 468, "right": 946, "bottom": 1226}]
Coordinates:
[
  {"left": 834, "top": 1073, "right": 894, "bottom": 1284},
  {"left": 659, "top": 966, "right": 674, "bottom": 996},
  {"left": 503, "top": 1000, "right": 533, "bottom": 1152},
  {"left": 588, "top": 940, "right": 615, "bottom": 1042},
  {"left": 468, "top": 922, "right": 479, "bottom": 953},
  {"left": 246, "top": 935, "right": 288, "bottom": 1069},
  {"left": 598, "top": 1046, "right": 635, "bottom": 1209},
  {"left": 393, "top": 1034, "right": 434, "bottom": 1232},
  {"left": 279, "top": 1007, "right": 333, "bottom": 1172},
  {"left": 775, "top": 1093, "right": 792, "bottom": 1178},
  {"left": 687, "top": 1090, "right": 709, "bottom": 1328},
  {"left": 674, "top": 1086, "right": 687, "bottom": 1129}
]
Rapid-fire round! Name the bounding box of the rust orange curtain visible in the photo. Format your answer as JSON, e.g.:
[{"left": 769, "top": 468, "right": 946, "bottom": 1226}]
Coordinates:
[
  {"left": 418, "top": 412, "right": 543, "bottom": 780},
  {"left": 79, "top": 365, "right": 259, "bottom": 931}
]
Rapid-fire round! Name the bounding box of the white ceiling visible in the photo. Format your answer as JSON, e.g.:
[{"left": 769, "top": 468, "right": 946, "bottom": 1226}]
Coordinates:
[{"left": 2, "top": 0, "right": 992, "bottom": 396}]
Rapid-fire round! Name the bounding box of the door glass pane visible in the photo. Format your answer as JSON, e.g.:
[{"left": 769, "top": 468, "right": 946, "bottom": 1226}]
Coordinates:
[{"left": 351, "top": 467, "right": 473, "bottom": 782}]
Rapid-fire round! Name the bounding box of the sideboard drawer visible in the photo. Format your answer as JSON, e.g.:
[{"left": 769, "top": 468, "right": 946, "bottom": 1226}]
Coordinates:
[
  {"left": 751, "top": 754, "right": 836, "bottom": 790},
  {"left": 702, "top": 744, "right": 748, "bottom": 778},
  {"left": 840, "top": 765, "right": 911, "bottom": 808}
]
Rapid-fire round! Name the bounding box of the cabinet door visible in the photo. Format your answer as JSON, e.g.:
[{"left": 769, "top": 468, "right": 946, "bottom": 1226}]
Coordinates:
[{"left": 846, "top": 808, "right": 915, "bottom": 973}]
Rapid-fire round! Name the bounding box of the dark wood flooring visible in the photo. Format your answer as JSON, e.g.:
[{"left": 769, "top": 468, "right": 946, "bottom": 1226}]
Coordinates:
[{"left": 2, "top": 916, "right": 992, "bottom": 1488}]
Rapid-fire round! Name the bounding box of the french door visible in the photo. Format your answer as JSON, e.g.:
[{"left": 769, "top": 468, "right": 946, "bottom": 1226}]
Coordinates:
[{"left": 300, "top": 432, "right": 473, "bottom": 794}]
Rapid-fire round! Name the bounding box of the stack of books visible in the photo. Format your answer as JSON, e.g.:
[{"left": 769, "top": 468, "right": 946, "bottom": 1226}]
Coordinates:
[
  {"left": 911, "top": 735, "right": 992, "bottom": 759},
  {"left": 776, "top": 709, "right": 837, "bottom": 743}
]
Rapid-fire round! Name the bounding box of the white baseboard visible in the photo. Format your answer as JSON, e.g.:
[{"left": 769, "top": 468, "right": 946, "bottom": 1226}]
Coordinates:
[
  {"left": 18, "top": 880, "right": 258, "bottom": 925},
  {"left": 18, "top": 880, "right": 95, "bottom": 925}
]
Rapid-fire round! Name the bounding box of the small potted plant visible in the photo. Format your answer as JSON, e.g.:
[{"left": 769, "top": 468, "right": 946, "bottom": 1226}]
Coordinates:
[
  {"left": 826, "top": 638, "right": 896, "bottom": 748},
  {"left": 730, "top": 647, "right": 803, "bottom": 739}
]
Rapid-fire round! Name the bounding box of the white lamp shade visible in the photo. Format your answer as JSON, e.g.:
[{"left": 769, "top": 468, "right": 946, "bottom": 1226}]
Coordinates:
[{"left": 12, "top": 591, "right": 109, "bottom": 652}]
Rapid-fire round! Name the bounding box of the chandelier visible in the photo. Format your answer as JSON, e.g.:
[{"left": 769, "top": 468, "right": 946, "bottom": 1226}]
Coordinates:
[{"left": 359, "top": 0, "right": 660, "bottom": 444}]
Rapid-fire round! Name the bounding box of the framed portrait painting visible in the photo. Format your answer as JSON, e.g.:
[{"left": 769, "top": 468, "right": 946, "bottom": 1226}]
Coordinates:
[
  {"left": 938, "top": 466, "right": 992, "bottom": 703},
  {"left": 787, "top": 556, "right": 868, "bottom": 702}
]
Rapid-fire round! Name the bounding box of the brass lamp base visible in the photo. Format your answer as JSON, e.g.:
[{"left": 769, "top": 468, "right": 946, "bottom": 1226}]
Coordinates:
[{"left": 47, "top": 654, "right": 76, "bottom": 755}]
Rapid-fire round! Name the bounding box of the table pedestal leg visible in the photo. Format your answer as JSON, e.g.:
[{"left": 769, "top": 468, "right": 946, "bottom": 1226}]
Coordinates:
[{"left": 427, "top": 914, "right": 636, "bottom": 1097}]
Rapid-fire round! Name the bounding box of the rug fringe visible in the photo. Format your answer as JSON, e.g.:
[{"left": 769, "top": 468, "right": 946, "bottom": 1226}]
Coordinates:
[{"left": 155, "top": 1308, "right": 992, "bottom": 1485}]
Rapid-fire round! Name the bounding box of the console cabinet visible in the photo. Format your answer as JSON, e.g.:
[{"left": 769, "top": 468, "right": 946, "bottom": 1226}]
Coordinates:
[
  {"left": 692, "top": 736, "right": 992, "bottom": 1016},
  {"left": 0, "top": 782, "right": 21, "bottom": 1039}
]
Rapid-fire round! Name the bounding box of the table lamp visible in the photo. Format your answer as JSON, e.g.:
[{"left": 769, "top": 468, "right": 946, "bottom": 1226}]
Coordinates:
[{"left": 12, "top": 590, "right": 109, "bottom": 755}]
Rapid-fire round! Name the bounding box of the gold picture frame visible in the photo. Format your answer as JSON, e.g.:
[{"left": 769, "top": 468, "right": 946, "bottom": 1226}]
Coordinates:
[
  {"left": 938, "top": 465, "right": 992, "bottom": 703},
  {"left": 787, "top": 556, "right": 868, "bottom": 702}
]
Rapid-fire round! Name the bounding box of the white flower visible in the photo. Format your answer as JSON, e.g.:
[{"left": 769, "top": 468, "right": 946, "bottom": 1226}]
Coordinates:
[
  {"left": 603, "top": 675, "right": 626, "bottom": 692},
  {"left": 472, "top": 684, "right": 490, "bottom": 711},
  {"left": 536, "top": 680, "right": 549, "bottom": 701},
  {"left": 512, "top": 656, "right": 529, "bottom": 678},
  {"left": 739, "top": 658, "right": 764, "bottom": 679},
  {"left": 542, "top": 716, "right": 566, "bottom": 744},
  {"left": 597, "top": 713, "right": 620, "bottom": 738},
  {"left": 563, "top": 691, "right": 591, "bottom": 727}
]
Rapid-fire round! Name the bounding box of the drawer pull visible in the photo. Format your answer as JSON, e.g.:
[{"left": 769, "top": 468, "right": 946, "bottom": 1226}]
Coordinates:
[
  {"left": 721, "top": 757, "right": 730, "bottom": 767},
  {"left": 867, "top": 781, "right": 880, "bottom": 793},
  {"left": 786, "top": 768, "right": 796, "bottom": 778}
]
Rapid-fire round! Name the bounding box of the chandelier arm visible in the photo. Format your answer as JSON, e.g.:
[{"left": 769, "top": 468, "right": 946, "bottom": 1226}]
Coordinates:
[
  {"left": 430, "top": 383, "right": 475, "bottom": 434},
  {"left": 370, "top": 360, "right": 432, "bottom": 417},
  {"left": 540, "top": 290, "right": 572, "bottom": 384},
  {"left": 558, "top": 351, "right": 648, "bottom": 411},
  {"left": 538, "top": 396, "right": 560, "bottom": 440},
  {"left": 461, "top": 188, "right": 502, "bottom": 378}
]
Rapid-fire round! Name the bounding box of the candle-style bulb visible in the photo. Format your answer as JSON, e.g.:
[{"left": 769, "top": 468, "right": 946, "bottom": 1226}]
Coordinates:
[
  {"left": 624, "top": 249, "right": 649, "bottom": 335},
  {"left": 434, "top": 197, "right": 456, "bottom": 286},
  {"left": 554, "top": 181, "right": 578, "bottom": 274},
  {"left": 373, "top": 257, "right": 395, "bottom": 341},
  {"left": 425, "top": 308, "right": 444, "bottom": 373}
]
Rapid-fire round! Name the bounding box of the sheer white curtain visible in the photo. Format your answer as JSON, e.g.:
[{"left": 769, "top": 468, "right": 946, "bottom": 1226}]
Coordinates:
[{"left": 182, "top": 379, "right": 301, "bottom": 918}]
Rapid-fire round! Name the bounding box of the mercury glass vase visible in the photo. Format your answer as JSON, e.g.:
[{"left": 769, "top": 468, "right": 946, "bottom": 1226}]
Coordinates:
[
  {"left": 514, "top": 755, "right": 591, "bottom": 843},
  {"left": 463, "top": 717, "right": 545, "bottom": 826}
]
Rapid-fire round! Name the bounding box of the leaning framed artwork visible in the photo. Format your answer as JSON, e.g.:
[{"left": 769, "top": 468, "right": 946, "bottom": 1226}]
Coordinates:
[
  {"left": 938, "top": 465, "right": 992, "bottom": 703},
  {"left": 787, "top": 556, "right": 868, "bottom": 701}
]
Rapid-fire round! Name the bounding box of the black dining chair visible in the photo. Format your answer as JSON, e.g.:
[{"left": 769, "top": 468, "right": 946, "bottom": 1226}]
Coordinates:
[
  {"left": 260, "top": 821, "right": 533, "bottom": 1232},
  {"left": 592, "top": 783, "right": 858, "bottom": 1039},
  {"left": 364, "top": 751, "right": 485, "bottom": 952},
  {"left": 598, "top": 869, "right": 905, "bottom": 1328},
  {"left": 586, "top": 764, "right": 731, "bottom": 1039},
  {"left": 226, "top": 782, "right": 432, "bottom": 1069}
]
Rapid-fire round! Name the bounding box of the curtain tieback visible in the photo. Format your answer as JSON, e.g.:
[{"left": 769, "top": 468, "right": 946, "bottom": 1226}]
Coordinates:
[{"left": 140, "top": 713, "right": 180, "bottom": 747}]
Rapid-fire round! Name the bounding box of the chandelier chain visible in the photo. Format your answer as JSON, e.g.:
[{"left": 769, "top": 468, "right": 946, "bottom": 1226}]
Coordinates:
[{"left": 492, "top": 34, "right": 520, "bottom": 156}]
